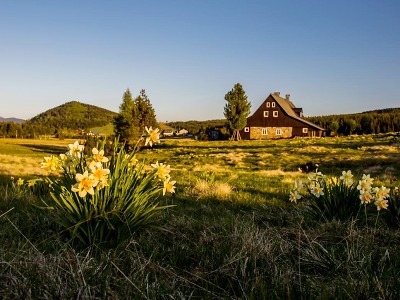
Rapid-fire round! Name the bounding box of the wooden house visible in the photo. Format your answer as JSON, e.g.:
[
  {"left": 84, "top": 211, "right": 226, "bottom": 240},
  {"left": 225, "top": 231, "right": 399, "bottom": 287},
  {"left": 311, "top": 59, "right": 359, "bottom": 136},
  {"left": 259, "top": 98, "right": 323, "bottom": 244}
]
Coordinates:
[{"left": 240, "top": 92, "right": 326, "bottom": 140}]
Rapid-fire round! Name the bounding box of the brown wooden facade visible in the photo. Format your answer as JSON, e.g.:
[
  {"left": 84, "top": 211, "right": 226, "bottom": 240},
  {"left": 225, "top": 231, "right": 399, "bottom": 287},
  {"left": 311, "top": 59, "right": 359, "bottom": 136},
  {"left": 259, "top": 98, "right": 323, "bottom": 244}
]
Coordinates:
[{"left": 240, "top": 92, "right": 326, "bottom": 140}]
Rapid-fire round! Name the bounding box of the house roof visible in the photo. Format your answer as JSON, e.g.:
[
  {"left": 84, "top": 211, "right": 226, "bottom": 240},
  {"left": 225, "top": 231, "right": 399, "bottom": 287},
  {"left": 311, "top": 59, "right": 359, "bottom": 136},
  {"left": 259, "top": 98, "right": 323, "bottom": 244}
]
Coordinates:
[{"left": 270, "top": 93, "right": 326, "bottom": 131}]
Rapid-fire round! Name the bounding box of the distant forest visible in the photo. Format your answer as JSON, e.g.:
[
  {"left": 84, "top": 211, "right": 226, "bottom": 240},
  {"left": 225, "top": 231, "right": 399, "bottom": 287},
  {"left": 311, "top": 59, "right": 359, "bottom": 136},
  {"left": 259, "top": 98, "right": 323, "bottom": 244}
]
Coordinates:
[{"left": 306, "top": 108, "right": 400, "bottom": 135}]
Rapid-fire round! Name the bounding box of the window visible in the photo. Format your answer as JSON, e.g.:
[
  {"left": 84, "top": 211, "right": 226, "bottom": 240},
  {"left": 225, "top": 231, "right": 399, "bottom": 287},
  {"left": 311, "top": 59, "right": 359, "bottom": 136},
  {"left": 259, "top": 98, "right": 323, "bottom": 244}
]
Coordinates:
[
  {"left": 263, "top": 111, "right": 269, "bottom": 117},
  {"left": 276, "top": 128, "right": 282, "bottom": 135},
  {"left": 273, "top": 111, "right": 278, "bottom": 117},
  {"left": 262, "top": 128, "right": 268, "bottom": 135},
  {"left": 272, "top": 102, "right": 276, "bottom": 108},
  {"left": 302, "top": 128, "right": 308, "bottom": 133},
  {"left": 266, "top": 102, "right": 270, "bottom": 108},
  {"left": 244, "top": 127, "right": 249, "bottom": 132}
]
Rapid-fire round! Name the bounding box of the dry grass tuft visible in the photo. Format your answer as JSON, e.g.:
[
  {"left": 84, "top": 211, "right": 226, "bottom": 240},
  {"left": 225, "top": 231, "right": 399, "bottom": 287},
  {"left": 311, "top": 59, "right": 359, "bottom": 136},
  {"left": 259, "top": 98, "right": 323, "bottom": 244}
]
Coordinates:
[
  {"left": 192, "top": 179, "right": 234, "bottom": 200},
  {"left": 0, "top": 154, "right": 49, "bottom": 176},
  {"left": 192, "top": 164, "right": 228, "bottom": 173}
]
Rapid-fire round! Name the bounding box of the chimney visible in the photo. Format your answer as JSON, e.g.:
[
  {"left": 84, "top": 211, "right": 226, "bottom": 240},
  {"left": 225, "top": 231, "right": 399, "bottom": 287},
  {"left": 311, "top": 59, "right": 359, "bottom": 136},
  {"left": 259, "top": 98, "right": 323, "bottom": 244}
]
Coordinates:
[
  {"left": 273, "top": 91, "right": 280, "bottom": 96},
  {"left": 285, "top": 94, "right": 290, "bottom": 101}
]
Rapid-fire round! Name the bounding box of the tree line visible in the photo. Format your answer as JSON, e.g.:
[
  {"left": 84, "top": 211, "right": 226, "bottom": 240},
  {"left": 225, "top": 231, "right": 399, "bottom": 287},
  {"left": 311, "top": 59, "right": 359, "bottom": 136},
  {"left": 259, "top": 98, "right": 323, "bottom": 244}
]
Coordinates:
[
  {"left": 1, "top": 86, "right": 398, "bottom": 139},
  {"left": 307, "top": 109, "right": 400, "bottom": 135}
]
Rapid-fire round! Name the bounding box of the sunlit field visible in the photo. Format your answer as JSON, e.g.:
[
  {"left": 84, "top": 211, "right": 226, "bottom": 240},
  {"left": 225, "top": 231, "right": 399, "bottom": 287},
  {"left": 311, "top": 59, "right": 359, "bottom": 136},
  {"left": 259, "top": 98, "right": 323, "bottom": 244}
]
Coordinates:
[{"left": 1, "top": 133, "right": 400, "bottom": 298}]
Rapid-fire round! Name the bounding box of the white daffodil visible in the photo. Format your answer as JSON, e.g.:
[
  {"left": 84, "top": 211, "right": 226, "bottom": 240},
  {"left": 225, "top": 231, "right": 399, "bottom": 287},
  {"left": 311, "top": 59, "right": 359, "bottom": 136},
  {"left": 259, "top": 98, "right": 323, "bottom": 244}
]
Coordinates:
[{"left": 145, "top": 126, "right": 160, "bottom": 147}]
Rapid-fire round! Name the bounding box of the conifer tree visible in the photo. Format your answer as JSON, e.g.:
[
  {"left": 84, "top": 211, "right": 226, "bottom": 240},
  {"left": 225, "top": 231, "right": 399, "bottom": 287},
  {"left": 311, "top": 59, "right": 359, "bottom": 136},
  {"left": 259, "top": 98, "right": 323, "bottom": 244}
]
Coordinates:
[
  {"left": 135, "top": 89, "right": 158, "bottom": 132},
  {"left": 114, "top": 89, "right": 139, "bottom": 144},
  {"left": 224, "top": 83, "right": 251, "bottom": 140}
]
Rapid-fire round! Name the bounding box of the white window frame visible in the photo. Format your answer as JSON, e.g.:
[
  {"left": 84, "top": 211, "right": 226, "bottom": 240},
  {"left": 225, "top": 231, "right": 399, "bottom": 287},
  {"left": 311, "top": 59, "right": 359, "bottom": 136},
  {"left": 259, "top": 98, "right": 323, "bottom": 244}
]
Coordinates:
[
  {"left": 262, "top": 128, "right": 268, "bottom": 135},
  {"left": 276, "top": 128, "right": 282, "bottom": 135},
  {"left": 273, "top": 111, "right": 278, "bottom": 117},
  {"left": 272, "top": 102, "right": 276, "bottom": 108},
  {"left": 244, "top": 127, "right": 249, "bottom": 132},
  {"left": 263, "top": 111, "right": 269, "bottom": 117},
  {"left": 266, "top": 102, "right": 270, "bottom": 108},
  {"left": 303, "top": 128, "right": 308, "bottom": 133}
]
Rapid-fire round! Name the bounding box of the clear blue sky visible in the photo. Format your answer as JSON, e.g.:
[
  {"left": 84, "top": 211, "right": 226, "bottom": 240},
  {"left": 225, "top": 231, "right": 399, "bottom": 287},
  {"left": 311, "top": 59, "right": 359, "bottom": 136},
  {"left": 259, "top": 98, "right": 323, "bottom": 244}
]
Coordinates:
[{"left": 1, "top": 0, "right": 399, "bottom": 121}]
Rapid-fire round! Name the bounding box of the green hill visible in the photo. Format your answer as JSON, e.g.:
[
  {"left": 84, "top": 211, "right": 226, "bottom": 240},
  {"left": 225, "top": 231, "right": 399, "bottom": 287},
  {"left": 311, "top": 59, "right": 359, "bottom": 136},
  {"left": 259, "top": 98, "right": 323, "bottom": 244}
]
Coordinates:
[{"left": 27, "top": 101, "right": 117, "bottom": 131}]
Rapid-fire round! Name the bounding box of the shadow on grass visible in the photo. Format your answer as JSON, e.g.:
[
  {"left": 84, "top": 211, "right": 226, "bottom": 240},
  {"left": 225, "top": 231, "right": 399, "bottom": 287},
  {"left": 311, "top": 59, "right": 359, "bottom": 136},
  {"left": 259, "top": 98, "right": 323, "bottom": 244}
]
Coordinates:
[{"left": 19, "top": 143, "right": 66, "bottom": 155}]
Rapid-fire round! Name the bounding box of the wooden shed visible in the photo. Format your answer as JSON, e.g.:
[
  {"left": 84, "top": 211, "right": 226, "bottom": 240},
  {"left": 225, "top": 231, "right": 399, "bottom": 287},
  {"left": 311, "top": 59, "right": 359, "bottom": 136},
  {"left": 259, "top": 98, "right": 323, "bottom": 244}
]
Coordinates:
[{"left": 240, "top": 92, "right": 326, "bottom": 140}]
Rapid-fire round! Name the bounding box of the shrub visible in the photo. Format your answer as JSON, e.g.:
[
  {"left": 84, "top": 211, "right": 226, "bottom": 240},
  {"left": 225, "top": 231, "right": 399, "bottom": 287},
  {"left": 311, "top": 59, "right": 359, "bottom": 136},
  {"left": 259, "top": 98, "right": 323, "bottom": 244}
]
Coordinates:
[
  {"left": 290, "top": 170, "right": 390, "bottom": 222},
  {"left": 41, "top": 127, "right": 176, "bottom": 247}
]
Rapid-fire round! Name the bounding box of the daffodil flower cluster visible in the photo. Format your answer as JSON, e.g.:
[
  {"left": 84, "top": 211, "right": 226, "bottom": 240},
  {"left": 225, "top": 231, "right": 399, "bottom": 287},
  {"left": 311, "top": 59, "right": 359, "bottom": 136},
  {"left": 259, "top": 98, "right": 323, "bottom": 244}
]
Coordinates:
[
  {"left": 40, "top": 128, "right": 175, "bottom": 246},
  {"left": 10, "top": 176, "right": 39, "bottom": 188},
  {"left": 357, "top": 174, "right": 390, "bottom": 210},
  {"left": 41, "top": 131, "right": 175, "bottom": 199},
  {"left": 41, "top": 141, "right": 111, "bottom": 198},
  {"left": 150, "top": 161, "right": 176, "bottom": 195},
  {"left": 290, "top": 170, "right": 390, "bottom": 211}
]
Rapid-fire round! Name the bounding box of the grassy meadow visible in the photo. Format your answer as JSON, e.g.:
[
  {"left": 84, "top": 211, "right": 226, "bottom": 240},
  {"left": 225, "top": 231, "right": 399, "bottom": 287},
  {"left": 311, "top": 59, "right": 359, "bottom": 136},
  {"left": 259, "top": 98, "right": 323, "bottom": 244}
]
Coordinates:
[{"left": 1, "top": 134, "right": 400, "bottom": 299}]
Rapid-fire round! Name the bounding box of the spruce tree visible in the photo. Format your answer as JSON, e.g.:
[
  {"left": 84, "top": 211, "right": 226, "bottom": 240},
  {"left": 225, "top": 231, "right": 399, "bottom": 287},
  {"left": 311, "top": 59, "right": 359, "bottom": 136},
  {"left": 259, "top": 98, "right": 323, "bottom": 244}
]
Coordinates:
[
  {"left": 224, "top": 83, "right": 251, "bottom": 140},
  {"left": 114, "top": 89, "right": 139, "bottom": 144},
  {"left": 135, "top": 89, "right": 158, "bottom": 132}
]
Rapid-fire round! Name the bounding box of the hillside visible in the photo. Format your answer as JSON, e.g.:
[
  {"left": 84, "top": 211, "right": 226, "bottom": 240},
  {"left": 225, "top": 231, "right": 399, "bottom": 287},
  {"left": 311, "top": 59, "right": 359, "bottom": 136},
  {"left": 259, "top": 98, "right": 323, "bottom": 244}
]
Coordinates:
[
  {"left": 0, "top": 117, "right": 25, "bottom": 124},
  {"left": 27, "top": 101, "right": 117, "bottom": 130},
  {"left": 361, "top": 107, "right": 400, "bottom": 114}
]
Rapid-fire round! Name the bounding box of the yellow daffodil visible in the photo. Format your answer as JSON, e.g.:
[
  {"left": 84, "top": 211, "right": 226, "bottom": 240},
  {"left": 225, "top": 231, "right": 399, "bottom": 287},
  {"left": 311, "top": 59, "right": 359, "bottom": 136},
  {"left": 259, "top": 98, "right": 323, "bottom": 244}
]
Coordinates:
[
  {"left": 145, "top": 126, "right": 160, "bottom": 147},
  {"left": 359, "top": 190, "right": 374, "bottom": 204},
  {"left": 289, "top": 190, "right": 302, "bottom": 203},
  {"left": 41, "top": 155, "right": 60, "bottom": 171},
  {"left": 68, "top": 141, "right": 84, "bottom": 158},
  {"left": 375, "top": 198, "right": 389, "bottom": 210},
  {"left": 310, "top": 182, "right": 324, "bottom": 198},
  {"left": 308, "top": 171, "right": 324, "bottom": 182},
  {"left": 357, "top": 179, "right": 372, "bottom": 192},
  {"left": 71, "top": 171, "right": 98, "bottom": 197},
  {"left": 125, "top": 154, "right": 139, "bottom": 168},
  {"left": 151, "top": 161, "right": 171, "bottom": 180},
  {"left": 92, "top": 148, "right": 109, "bottom": 163},
  {"left": 330, "top": 177, "right": 339, "bottom": 185},
  {"left": 27, "top": 180, "right": 36, "bottom": 187},
  {"left": 340, "top": 170, "right": 353, "bottom": 186},
  {"left": 374, "top": 186, "right": 390, "bottom": 201},
  {"left": 89, "top": 162, "right": 110, "bottom": 189},
  {"left": 361, "top": 174, "right": 374, "bottom": 184},
  {"left": 163, "top": 178, "right": 176, "bottom": 196},
  {"left": 17, "top": 178, "right": 24, "bottom": 186}
]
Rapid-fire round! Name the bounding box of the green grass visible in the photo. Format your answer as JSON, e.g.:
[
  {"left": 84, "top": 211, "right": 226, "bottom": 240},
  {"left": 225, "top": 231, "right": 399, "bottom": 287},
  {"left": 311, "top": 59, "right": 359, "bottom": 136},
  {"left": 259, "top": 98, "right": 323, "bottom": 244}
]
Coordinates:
[{"left": 1, "top": 134, "right": 400, "bottom": 298}]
